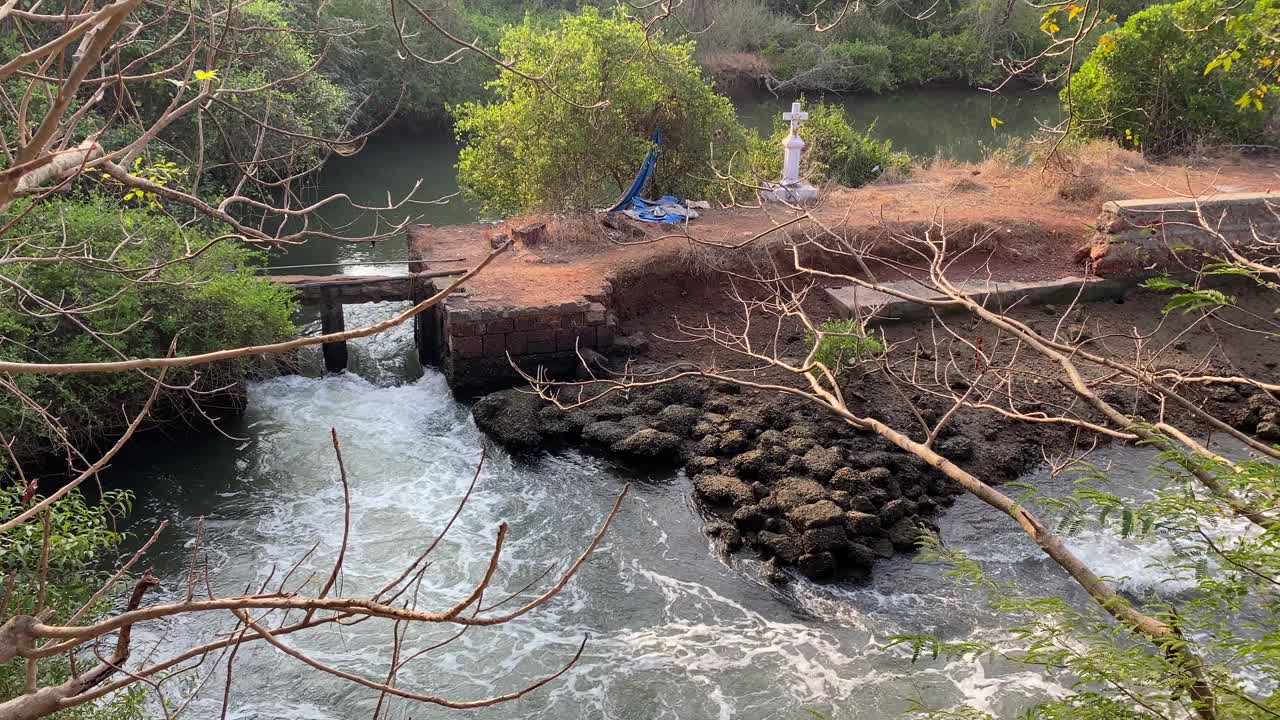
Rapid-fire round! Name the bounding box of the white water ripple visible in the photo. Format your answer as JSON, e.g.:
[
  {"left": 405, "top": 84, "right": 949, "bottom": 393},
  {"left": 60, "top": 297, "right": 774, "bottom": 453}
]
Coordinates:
[{"left": 112, "top": 372, "right": 1224, "bottom": 719}]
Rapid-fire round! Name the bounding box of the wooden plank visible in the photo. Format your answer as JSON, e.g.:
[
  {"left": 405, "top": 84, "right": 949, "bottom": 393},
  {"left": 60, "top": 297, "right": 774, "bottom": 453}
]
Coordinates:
[{"left": 270, "top": 270, "right": 460, "bottom": 305}]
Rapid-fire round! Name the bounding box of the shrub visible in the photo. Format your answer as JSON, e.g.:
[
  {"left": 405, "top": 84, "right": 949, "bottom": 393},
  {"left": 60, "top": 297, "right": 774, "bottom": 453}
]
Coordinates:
[
  {"left": 452, "top": 8, "right": 748, "bottom": 214},
  {"left": 677, "top": 0, "right": 801, "bottom": 57},
  {"left": 0, "top": 485, "right": 145, "bottom": 720},
  {"left": 806, "top": 318, "right": 885, "bottom": 374},
  {"left": 0, "top": 196, "right": 298, "bottom": 467},
  {"left": 1068, "top": 0, "right": 1276, "bottom": 154},
  {"left": 891, "top": 32, "right": 1004, "bottom": 87},
  {"left": 111, "top": 0, "right": 352, "bottom": 185},
  {"left": 323, "top": 0, "right": 497, "bottom": 129},
  {"left": 765, "top": 40, "right": 899, "bottom": 93},
  {"left": 750, "top": 100, "right": 911, "bottom": 187}
]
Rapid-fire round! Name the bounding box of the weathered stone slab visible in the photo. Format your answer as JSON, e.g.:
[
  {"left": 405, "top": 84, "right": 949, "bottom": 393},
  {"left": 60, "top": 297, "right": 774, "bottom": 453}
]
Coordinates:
[
  {"left": 1094, "top": 192, "right": 1279, "bottom": 276},
  {"left": 1100, "top": 191, "right": 1278, "bottom": 236},
  {"left": 823, "top": 276, "right": 1126, "bottom": 323}
]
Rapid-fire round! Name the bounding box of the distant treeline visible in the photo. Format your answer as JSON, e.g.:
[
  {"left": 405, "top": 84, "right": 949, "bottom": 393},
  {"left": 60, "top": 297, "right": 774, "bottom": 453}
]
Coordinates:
[{"left": 308, "top": 0, "right": 1161, "bottom": 132}]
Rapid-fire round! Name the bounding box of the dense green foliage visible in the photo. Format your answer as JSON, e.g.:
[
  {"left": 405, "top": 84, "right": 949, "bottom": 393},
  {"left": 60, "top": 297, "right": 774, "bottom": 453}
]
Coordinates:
[
  {"left": 452, "top": 8, "right": 747, "bottom": 213},
  {"left": 763, "top": 28, "right": 1007, "bottom": 93},
  {"left": 751, "top": 101, "right": 911, "bottom": 187},
  {"left": 87, "top": 0, "right": 351, "bottom": 186},
  {"left": 694, "top": 0, "right": 1120, "bottom": 94},
  {"left": 321, "top": 0, "right": 499, "bottom": 129},
  {"left": 0, "top": 197, "right": 297, "bottom": 469},
  {"left": 0, "top": 486, "right": 145, "bottom": 719},
  {"left": 1069, "top": 0, "right": 1277, "bottom": 154}
]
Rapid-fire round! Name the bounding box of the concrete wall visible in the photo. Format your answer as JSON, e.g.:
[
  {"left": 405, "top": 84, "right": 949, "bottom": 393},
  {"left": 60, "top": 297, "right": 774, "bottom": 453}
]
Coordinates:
[
  {"left": 439, "top": 295, "right": 616, "bottom": 395},
  {"left": 1093, "top": 191, "right": 1279, "bottom": 276}
]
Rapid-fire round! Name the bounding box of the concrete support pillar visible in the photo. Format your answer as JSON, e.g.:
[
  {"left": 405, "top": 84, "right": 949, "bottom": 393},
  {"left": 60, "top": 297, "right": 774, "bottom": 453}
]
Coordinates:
[{"left": 320, "top": 301, "right": 347, "bottom": 373}]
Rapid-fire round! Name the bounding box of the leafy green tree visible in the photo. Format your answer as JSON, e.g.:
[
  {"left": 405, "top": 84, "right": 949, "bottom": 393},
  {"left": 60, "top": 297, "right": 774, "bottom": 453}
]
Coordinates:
[
  {"left": 1069, "top": 0, "right": 1276, "bottom": 154},
  {"left": 452, "top": 7, "right": 748, "bottom": 214},
  {"left": 320, "top": 0, "right": 498, "bottom": 130},
  {"left": 173, "top": 0, "right": 351, "bottom": 184},
  {"left": 1202, "top": 0, "right": 1280, "bottom": 116}
]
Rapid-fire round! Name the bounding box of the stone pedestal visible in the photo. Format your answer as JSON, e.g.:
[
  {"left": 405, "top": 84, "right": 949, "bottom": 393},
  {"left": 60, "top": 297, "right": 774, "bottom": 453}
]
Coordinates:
[{"left": 762, "top": 181, "right": 819, "bottom": 203}]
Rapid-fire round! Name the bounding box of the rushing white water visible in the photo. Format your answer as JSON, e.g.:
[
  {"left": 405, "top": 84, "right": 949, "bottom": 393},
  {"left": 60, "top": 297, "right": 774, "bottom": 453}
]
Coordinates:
[{"left": 109, "top": 360, "right": 1243, "bottom": 719}]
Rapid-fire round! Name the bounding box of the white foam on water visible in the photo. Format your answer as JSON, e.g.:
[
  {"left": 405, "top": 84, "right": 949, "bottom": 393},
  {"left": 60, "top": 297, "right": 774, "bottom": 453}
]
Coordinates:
[{"left": 123, "top": 371, "right": 1220, "bottom": 720}]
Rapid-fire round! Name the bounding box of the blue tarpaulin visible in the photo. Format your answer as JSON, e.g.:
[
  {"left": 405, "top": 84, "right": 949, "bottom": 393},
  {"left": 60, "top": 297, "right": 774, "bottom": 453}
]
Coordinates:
[
  {"left": 616, "top": 195, "right": 697, "bottom": 224},
  {"left": 606, "top": 128, "right": 701, "bottom": 224},
  {"left": 608, "top": 128, "right": 662, "bottom": 213}
]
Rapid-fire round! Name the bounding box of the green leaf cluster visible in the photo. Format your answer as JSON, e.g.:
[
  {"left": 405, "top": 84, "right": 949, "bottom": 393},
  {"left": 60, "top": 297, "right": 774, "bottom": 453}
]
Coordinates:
[
  {"left": 452, "top": 7, "right": 749, "bottom": 214},
  {"left": 0, "top": 486, "right": 145, "bottom": 719},
  {"left": 0, "top": 196, "right": 298, "bottom": 469},
  {"left": 1068, "top": 0, "right": 1277, "bottom": 155}
]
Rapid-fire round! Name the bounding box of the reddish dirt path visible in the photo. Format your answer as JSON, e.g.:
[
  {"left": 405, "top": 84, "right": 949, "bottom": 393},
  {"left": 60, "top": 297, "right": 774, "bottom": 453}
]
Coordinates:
[{"left": 413, "top": 152, "right": 1279, "bottom": 310}]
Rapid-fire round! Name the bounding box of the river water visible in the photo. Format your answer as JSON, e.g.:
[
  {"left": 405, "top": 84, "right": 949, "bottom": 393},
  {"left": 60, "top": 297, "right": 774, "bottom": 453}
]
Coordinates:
[
  {"left": 96, "top": 88, "right": 1141, "bottom": 717},
  {"left": 110, "top": 351, "right": 1219, "bottom": 719}
]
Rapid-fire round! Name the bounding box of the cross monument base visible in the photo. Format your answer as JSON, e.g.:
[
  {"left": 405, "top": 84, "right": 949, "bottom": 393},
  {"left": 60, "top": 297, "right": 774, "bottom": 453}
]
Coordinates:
[{"left": 761, "top": 181, "right": 819, "bottom": 204}]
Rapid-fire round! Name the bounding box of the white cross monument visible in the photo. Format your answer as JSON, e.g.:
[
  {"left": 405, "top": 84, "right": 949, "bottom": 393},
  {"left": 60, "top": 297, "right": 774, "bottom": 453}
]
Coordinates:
[{"left": 763, "top": 101, "right": 818, "bottom": 203}]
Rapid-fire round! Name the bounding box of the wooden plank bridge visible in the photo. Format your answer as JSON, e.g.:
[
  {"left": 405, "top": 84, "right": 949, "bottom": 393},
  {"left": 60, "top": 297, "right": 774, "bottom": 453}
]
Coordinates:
[{"left": 268, "top": 266, "right": 464, "bottom": 373}]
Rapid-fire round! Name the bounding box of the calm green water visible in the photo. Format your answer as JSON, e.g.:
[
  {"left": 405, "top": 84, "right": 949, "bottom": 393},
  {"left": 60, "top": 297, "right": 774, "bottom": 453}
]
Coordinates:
[
  {"left": 735, "top": 88, "right": 1060, "bottom": 161},
  {"left": 269, "top": 88, "right": 1061, "bottom": 276}
]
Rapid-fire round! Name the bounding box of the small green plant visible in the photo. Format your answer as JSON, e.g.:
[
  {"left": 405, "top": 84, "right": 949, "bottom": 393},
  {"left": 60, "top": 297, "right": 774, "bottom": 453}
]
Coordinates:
[
  {"left": 807, "top": 318, "right": 885, "bottom": 373},
  {"left": 119, "top": 157, "right": 183, "bottom": 208}
]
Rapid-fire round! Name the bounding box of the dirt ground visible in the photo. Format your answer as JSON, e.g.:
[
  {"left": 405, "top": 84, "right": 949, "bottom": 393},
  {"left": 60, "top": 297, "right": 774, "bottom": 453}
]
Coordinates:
[
  {"left": 414, "top": 149, "right": 1279, "bottom": 310},
  {"left": 462, "top": 148, "right": 1279, "bottom": 579}
]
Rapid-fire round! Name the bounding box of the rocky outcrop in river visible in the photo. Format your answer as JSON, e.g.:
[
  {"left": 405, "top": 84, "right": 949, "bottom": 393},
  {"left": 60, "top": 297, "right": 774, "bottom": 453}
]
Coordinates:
[{"left": 471, "top": 379, "right": 1047, "bottom": 581}]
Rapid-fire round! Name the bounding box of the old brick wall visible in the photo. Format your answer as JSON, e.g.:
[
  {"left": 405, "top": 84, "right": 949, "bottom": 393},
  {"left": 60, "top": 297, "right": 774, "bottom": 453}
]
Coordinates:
[{"left": 440, "top": 294, "right": 616, "bottom": 395}]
